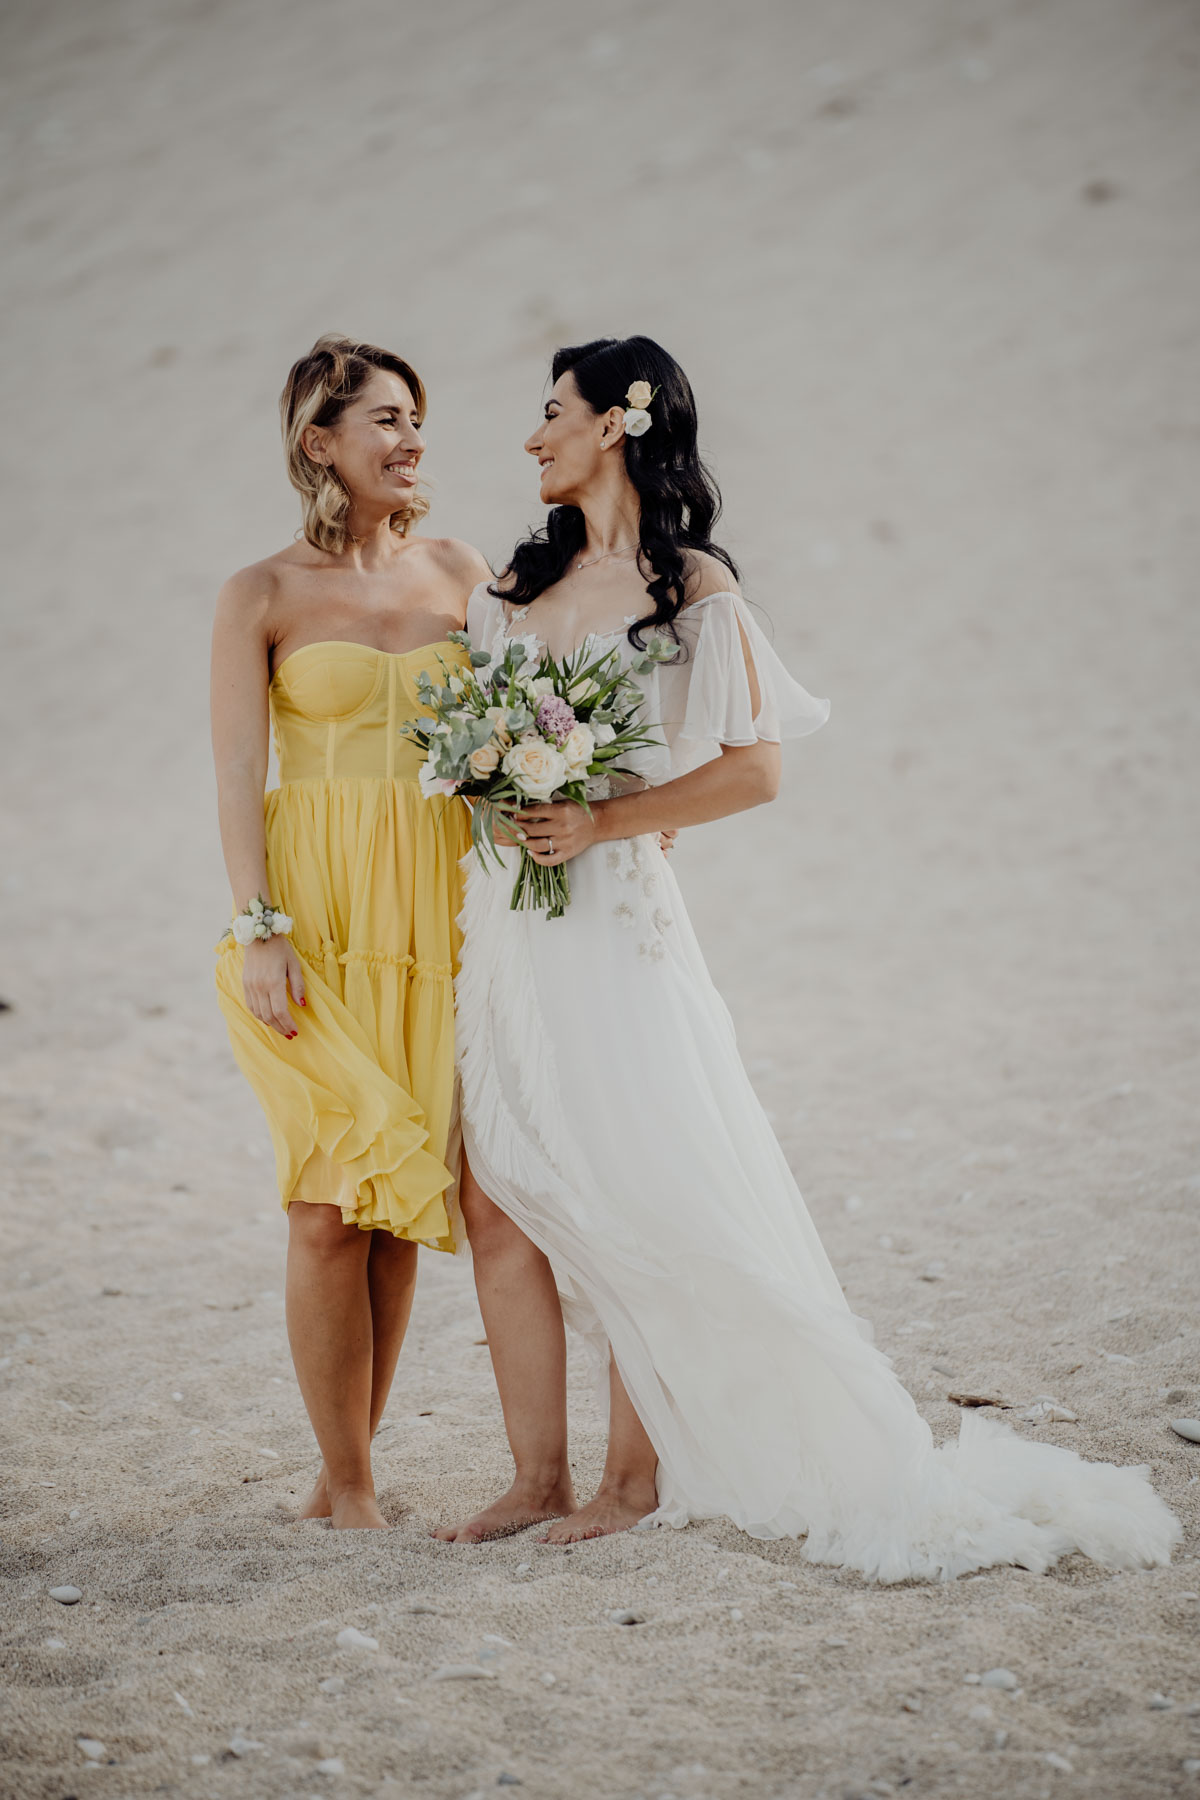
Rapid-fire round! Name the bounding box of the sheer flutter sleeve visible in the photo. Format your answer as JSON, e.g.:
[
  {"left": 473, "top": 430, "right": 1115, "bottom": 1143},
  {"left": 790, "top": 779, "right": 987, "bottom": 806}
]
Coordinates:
[
  {"left": 466, "top": 581, "right": 503, "bottom": 653},
  {"left": 654, "top": 591, "right": 829, "bottom": 779}
]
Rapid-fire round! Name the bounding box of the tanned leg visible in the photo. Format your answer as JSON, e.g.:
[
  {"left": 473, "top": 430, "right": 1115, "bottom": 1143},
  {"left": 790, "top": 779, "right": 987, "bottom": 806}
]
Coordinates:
[
  {"left": 539, "top": 1356, "right": 659, "bottom": 1544},
  {"left": 285, "top": 1200, "right": 388, "bottom": 1530},
  {"left": 432, "top": 1157, "right": 576, "bottom": 1541},
  {"left": 298, "top": 1229, "right": 419, "bottom": 1522}
]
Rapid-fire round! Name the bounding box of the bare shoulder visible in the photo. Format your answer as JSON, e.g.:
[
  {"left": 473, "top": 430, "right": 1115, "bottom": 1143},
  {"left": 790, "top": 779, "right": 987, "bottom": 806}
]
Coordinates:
[
  {"left": 681, "top": 550, "right": 741, "bottom": 607},
  {"left": 422, "top": 534, "right": 494, "bottom": 591},
  {"left": 215, "top": 551, "right": 288, "bottom": 625}
]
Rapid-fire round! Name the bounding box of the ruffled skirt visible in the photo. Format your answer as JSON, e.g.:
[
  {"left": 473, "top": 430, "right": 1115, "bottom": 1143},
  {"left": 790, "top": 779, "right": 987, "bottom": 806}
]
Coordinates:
[{"left": 216, "top": 777, "right": 469, "bottom": 1249}]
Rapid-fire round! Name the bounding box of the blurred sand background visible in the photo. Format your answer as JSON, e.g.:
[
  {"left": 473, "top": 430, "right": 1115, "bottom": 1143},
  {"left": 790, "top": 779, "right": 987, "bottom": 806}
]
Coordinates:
[{"left": 2, "top": 0, "right": 1199, "bottom": 1795}]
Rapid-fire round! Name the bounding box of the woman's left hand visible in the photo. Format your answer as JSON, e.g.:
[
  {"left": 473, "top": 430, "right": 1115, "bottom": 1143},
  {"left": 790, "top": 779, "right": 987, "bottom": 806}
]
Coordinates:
[{"left": 514, "top": 800, "right": 602, "bottom": 866}]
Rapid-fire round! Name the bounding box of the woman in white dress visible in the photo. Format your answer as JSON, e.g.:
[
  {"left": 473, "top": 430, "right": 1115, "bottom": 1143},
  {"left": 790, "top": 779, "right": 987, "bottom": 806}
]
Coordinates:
[{"left": 434, "top": 336, "right": 1179, "bottom": 1581}]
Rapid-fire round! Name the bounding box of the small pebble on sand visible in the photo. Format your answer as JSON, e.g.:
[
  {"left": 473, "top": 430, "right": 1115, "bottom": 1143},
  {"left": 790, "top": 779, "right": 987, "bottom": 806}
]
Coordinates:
[
  {"left": 610, "top": 1608, "right": 647, "bottom": 1625},
  {"left": 315, "top": 1757, "right": 345, "bottom": 1774},
  {"left": 50, "top": 1586, "right": 82, "bottom": 1604},
  {"left": 1149, "top": 1692, "right": 1175, "bottom": 1709},
  {"left": 1171, "top": 1420, "right": 1200, "bottom": 1444},
  {"left": 317, "top": 1676, "right": 344, "bottom": 1694},
  {"left": 1044, "top": 1752, "right": 1073, "bottom": 1771},
  {"left": 77, "top": 1738, "right": 106, "bottom": 1761},
  {"left": 431, "top": 1663, "right": 496, "bottom": 1681},
  {"left": 901, "top": 1697, "right": 921, "bottom": 1713},
  {"left": 1024, "top": 1398, "right": 1078, "bottom": 1423},
  {"left": 227, "top": 1733, "right": 264, "bottom": 1756},
  {"left": 336, "top": 1627, "right": 378, "bottom": 1651},
  {"left": 981, "top": 1668, "right": 1019, "bottom": 1690}
]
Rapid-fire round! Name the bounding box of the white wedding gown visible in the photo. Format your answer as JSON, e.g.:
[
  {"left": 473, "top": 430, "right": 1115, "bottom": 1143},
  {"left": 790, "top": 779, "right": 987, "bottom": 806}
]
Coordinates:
[{"left": 454, "top": 582, "right": 1179, "bottom": 1583}]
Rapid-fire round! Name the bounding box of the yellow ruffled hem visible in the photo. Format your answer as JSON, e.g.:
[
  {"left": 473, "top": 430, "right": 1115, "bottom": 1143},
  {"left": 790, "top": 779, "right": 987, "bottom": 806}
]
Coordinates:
[{"left": 215, "top": 937, "right": 456, "bottom": 1251}]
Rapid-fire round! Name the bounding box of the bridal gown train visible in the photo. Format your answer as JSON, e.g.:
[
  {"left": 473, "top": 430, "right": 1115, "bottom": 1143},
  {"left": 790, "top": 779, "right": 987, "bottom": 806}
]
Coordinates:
[{"left": 455, "top": 583, "right": 1180, "bottom": 1583}]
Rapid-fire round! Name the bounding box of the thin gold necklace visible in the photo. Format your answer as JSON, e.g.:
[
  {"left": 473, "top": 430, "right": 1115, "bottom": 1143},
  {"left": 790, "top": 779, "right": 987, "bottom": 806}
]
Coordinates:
[{"left": 575, "top": 544, "right": 639, "bottom": 572}]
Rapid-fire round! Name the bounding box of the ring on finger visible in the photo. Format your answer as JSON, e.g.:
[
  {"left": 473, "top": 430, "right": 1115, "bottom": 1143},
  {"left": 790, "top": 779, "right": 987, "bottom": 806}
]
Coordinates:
[{"left": 547, "top": 838, "right": 554, "bottom": 855}]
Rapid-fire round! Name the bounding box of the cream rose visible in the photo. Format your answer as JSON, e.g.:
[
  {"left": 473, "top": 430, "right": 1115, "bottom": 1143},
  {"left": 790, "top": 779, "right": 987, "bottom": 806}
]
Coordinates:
[
  {"left": 468, "top": 741, "right": 503, "bottom": 778},
  {"left": 623, "top": 408, "right": 652, "bottom": 438},
  {"left": 592, "top": 721, "right": 616, "bottom": 747},
  {"left": 626, "top": 380, "right": 653, "bottom": 409},
  {"left": 567, "top": 676, "right": 600, "bottom": 704},
  {"left": 560, "top": 723, "right": 596, "bottom": 778},
  {"left": 502, "top": 736, "right": 568, "bottom": 802},
  {"left": 484, "top": 706, "right": 513, "bottom": 747}
]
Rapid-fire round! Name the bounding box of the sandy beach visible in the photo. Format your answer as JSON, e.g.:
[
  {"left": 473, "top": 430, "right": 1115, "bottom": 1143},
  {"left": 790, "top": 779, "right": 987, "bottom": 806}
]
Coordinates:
[{"left": 2, "top": 0, "right": 1199, "bottom": 1794}]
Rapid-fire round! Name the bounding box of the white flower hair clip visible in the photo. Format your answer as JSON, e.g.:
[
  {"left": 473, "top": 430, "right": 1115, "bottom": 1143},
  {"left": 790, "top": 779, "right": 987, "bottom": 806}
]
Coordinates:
[{"left": 622, "top": 380, "right": 659, "bottom": 439}]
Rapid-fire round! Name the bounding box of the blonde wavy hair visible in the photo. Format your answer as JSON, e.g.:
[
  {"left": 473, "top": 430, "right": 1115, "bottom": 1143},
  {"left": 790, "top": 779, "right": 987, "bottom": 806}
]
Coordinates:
[{"left": 280, "top": 334, "right": 431, "bottom": 554}]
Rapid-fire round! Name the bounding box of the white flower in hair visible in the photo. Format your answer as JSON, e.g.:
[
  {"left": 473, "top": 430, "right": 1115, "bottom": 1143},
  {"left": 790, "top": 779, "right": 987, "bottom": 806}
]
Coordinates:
[{"left": 622, "top": 379, "right": 657, "bottom": 439}]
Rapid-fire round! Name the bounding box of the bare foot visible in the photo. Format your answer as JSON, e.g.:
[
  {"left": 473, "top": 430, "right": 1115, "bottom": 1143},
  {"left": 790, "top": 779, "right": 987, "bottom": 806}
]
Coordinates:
[
  {"left": 329, "top": 1487, "right": 390, "bottom": 1531},
  {"left": 431, "top": 1478, "right": 577, "bottom": 1544},
  {"left": 538, "top": 1484, "right": 657, "bottom": 1545},
  {"left": 296, "top": 1466, "right": 332, "bottom": 1521}
]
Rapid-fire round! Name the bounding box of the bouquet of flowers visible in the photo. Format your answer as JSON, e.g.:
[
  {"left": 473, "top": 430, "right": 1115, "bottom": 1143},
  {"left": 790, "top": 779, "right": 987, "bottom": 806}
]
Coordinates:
[{"left": 406, "top": 626, "right": 672, "bottom": 918}]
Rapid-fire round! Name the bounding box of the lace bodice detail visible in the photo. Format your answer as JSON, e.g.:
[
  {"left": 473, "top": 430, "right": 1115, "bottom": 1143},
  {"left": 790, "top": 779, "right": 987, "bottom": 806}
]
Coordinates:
[{"left": 465, "top": 583, "right": 829, "bottom": 785}]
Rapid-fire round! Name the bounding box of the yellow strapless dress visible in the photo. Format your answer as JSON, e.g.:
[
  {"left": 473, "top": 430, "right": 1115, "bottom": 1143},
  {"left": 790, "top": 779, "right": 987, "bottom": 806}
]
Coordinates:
[{"left": 215, "top": 639, "right": 471, "bottom": 1251}]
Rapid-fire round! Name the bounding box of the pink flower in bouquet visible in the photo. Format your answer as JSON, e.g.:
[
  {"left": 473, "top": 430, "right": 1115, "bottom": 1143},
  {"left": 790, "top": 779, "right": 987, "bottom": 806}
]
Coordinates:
[{"left": 535, "top": 695, "right": 577, "bottom": 745}]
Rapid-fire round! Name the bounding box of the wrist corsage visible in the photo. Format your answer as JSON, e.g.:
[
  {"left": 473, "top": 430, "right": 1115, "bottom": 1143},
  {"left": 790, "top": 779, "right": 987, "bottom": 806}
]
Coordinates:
[{"left": 226, "top": 895, "right": 293, "bottom": 946}]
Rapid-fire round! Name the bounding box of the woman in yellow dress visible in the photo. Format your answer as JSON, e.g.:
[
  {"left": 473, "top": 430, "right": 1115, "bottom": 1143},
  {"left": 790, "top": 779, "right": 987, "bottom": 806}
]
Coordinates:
[{"left": 211, "top": 335, "right": 491, "bottom": 1530}]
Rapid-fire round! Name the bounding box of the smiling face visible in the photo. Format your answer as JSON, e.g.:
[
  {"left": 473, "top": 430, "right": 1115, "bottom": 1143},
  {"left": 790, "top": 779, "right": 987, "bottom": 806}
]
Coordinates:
[
  {"left": 525, "top": 371, "right": 621, "bottom": 506},
  {"left": 303, "top": 368, "right": 424, "bottom": 515}
]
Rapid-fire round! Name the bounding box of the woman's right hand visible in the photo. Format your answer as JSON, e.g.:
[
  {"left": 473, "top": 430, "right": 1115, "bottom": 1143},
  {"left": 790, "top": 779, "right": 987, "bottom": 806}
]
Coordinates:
[{"left": 242, "top": 936, "right": 306, "bottom": 1038}]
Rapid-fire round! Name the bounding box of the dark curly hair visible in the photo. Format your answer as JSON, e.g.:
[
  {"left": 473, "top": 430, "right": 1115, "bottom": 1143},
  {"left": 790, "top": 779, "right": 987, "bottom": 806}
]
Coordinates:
[{"left": 491, "top": 335, "right": 738, "bottom": 647}]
